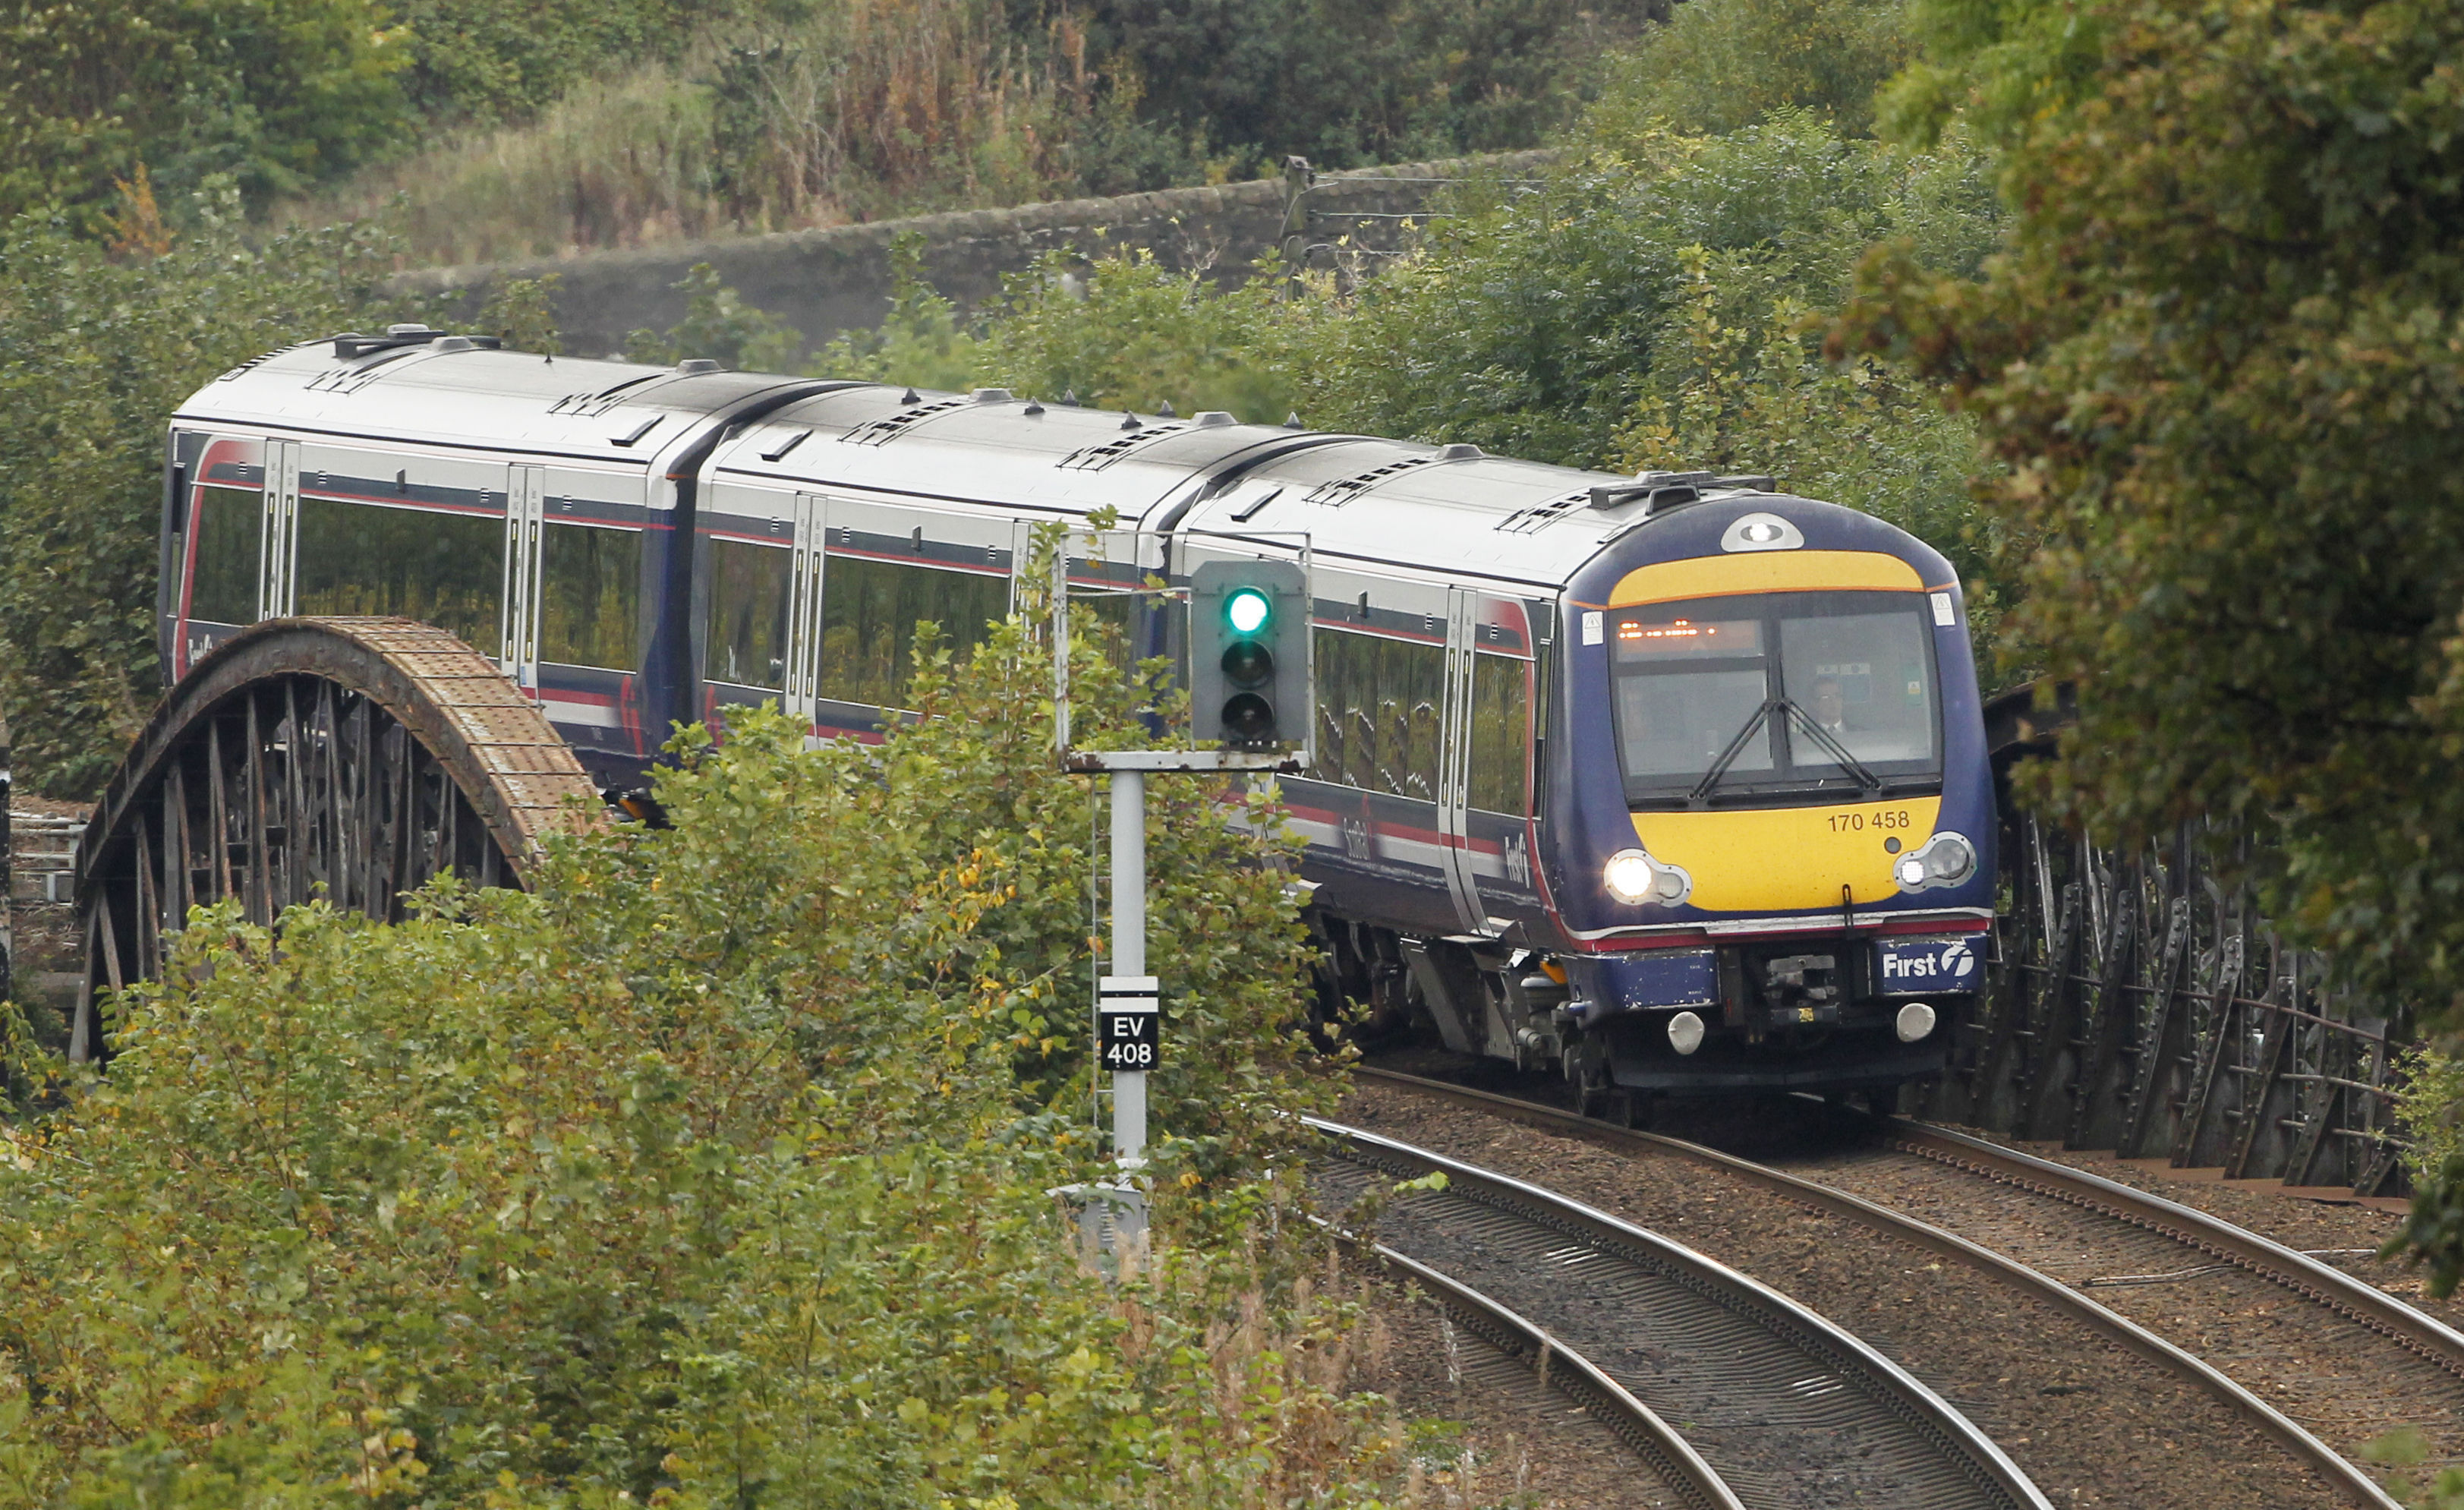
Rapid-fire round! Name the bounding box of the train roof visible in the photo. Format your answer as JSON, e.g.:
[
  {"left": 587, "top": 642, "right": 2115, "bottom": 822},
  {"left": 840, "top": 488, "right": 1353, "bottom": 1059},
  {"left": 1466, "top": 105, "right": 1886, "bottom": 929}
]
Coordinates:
[{"left": 175, "top": 329, "right": 1799, "bottom": 595}]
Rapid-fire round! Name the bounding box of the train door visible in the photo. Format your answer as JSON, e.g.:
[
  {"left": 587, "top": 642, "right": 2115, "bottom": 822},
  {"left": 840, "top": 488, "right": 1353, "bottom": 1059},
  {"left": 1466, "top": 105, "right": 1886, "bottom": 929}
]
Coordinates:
[
  {"left": 257, "top": 439, "right": 301, "bottom": 619},
  {"left": 781, "top": 493, "right": 827, "bottom": 730},
  {"left": 1438, "top": 586, "right": 1492, "bottom": 936},
  {"left": 792, "top": 495, "right": 1015, "bottom": 739},
  {"left": 500, "top": 464, "right": 544, "bottom": 691}
]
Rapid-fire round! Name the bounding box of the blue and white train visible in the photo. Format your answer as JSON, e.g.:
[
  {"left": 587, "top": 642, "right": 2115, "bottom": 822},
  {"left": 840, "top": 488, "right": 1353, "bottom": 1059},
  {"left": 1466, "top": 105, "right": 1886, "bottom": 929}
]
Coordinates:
[{"left": 159, "top": 325, "right": 1996, "bottom": 1098}]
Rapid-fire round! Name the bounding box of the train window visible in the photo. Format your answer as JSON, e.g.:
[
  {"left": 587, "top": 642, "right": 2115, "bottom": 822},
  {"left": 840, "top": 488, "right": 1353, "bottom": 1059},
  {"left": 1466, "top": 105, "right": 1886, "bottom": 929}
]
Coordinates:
[
  {"left": 1609, "top": 590, "right": 1939, "bottom": 802},
  {"left": 1467, "top": 651, "right": 1529, "bottom": 815},
  {"left": 540, "top": 522, "right": 642, "bottom": 670},
  {"left": 295, "top": 497, "right": 503, "bottom": 648},
  {"left": 1312, "top": 628, "right": 1443, "bottom": 800},
  {"left": 188, "top": 484, "right": 263, "bottom": 623},
  {"left": 1776, "top": 605, "right": 1936, "bottom": 770},
  {"left": 706, "top": 537, "right": 791, "bottom": 689},
  {"left": 817, "top": 556, "right": 1009, "bottom": 711}
]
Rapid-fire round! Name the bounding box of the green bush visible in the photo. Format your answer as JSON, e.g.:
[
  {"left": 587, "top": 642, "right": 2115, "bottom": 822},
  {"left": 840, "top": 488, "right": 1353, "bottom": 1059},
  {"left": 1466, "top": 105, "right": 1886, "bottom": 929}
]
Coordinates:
[
  {"left": 0, "top": 185, "right": 422, "bottom": 799},
  {"left": 1295, "top": 113, "right": 2002, "bottom": 470},
  {"left": 1070, "top": 0, "right": 1656, "bottom": 188},
  {"left": 390, "top": 0, "right": 726, "bottom": 127},
  {"left": 1583, "top": 0, "right": 1918, "bottom": 141},
  {"left": 1834, "top": 0, "right": 2464, "bottom": 1013},
  {"left": 0, "top": 0, "right": 412, "bottom": 232},
  {"left": 0, "top": 592, "right": 1391, "bottom": 1504}
]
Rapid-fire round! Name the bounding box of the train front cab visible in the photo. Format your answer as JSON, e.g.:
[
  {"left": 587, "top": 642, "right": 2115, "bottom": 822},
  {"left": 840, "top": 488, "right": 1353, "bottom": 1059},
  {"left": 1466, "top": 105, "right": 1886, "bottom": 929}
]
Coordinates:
[{"left": 1547, "top": 497, "right": 1997, "bottom": 1097}]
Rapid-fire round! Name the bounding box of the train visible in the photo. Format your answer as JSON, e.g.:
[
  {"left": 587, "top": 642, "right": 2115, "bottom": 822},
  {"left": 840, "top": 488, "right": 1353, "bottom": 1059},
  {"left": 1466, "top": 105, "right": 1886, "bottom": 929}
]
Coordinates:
[{"left": 148, "top": 323, "right": 1996, "bottom": 1102}]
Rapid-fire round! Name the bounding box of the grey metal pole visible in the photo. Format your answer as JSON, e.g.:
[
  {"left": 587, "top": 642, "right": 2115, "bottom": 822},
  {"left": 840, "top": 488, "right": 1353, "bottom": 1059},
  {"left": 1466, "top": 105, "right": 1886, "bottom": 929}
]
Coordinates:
[{"left": 1110, "top": 768, "right": 1147, "bottom": 1168}]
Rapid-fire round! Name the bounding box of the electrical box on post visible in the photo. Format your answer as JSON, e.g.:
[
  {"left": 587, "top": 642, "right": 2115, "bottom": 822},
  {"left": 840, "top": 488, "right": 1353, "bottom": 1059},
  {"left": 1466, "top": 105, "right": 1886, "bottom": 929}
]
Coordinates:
[{"left": 1188, "top": 559, "right": 1310, "bottom": 756}]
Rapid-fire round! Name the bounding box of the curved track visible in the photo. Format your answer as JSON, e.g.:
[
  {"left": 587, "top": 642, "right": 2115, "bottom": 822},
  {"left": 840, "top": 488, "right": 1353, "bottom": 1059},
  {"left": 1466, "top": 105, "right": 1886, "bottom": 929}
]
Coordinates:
[
  {"left": 74, "top": 617, "right": 600, "bottom": 1057},
  {"left": 1334, "top": 1225, "right": 1747, "bottom": 1510},
  {"left": 1834, "top": 1114, "right": 2464, "bottom": 1481},
  {"left": 1355, "top": 1067, "right": 2409, "bottom": 1508},
  {"left": 1314, "top": 1116, "right": 2053, "bottom": 1510}
]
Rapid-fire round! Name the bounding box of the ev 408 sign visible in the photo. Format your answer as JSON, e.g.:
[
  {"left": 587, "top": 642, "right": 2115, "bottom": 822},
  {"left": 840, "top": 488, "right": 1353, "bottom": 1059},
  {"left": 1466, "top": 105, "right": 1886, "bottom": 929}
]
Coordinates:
[{"left": 1098, "top": 976, "right": 1160, "bottom": 1070}]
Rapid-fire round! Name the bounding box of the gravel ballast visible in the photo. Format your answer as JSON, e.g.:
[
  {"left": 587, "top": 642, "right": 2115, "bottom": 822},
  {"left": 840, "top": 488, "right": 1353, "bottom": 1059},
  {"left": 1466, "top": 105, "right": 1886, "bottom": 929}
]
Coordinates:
[{"left": 1340, "top": 1080, "right": 2351, "bottom": 1508}]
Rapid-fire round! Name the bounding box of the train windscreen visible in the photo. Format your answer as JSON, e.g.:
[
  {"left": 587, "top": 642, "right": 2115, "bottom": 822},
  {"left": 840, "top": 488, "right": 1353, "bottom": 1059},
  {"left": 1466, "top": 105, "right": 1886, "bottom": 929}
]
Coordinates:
[{"left": 1609, "top": 590, "right": 1940, "bottom": 805}]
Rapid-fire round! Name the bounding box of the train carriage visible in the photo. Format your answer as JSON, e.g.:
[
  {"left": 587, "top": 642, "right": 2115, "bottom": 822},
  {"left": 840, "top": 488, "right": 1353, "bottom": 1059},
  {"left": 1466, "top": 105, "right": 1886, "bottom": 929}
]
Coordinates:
[{"left": 107, "top": 324, "right": 1996, "bottom": 1100}]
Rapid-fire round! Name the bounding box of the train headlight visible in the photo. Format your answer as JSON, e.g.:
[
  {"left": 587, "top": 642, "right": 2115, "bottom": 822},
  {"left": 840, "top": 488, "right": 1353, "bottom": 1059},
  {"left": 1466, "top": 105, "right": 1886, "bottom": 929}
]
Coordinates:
[
  {"left": 1894, "top": 832, "right": 1977, "bottom": 893},
  {"left": 1603, "top": 848, "right": 1691, "bottom": 906}
]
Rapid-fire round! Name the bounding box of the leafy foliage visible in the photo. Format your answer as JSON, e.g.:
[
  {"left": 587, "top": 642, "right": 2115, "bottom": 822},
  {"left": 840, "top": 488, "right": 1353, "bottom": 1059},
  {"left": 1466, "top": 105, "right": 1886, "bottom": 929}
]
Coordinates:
[
  {"left": 1834, "top": 0, "right": 2464, "bottom": 1019},
  {"left": 283, "top": 0, "right": 1656, "bottom": 265},
  {"left": 0, "top": 0, "right": 411, "bottom": 231},
  {"left": 1584, "top": 0, "right": 1920, "bottom": 140},
  {"left": 1297, "top": 114, "right": 2002, "bottom": 473},
  {"left": 623, "top": 261, "right": 803, "bottom": 371},
  {"left": 1615, "top": 244, "right": 2003, "bottom": 632},
  {"left": 0, "top": 186, "right": 420, "bottom": 799},
  {"left": 1067, "top": 0, "right": 1654, "bottom": 188},
  {"left": 0, "top": 596, "right": 1391, "bottom": 1504},
  {"left": 391, "top": 0, "right": 729, "bottom": 127}
]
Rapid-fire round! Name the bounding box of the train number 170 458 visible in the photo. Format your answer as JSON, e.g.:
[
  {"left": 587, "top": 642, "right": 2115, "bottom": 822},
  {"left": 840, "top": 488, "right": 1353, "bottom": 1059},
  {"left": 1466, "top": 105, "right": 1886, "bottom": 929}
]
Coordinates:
[{"left": 1827, "top": 809, "right": 1914, "bottom": 832}]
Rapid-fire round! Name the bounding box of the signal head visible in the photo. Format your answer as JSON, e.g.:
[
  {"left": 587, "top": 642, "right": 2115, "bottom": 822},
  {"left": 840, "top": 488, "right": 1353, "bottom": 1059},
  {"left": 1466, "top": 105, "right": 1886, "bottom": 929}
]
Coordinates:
[
  {"left": 1221, "top": 638, "right": 1273, "bottom": 689},
  {"left": 1224, "top": 586, "right": 1271, "bottom": 637}
]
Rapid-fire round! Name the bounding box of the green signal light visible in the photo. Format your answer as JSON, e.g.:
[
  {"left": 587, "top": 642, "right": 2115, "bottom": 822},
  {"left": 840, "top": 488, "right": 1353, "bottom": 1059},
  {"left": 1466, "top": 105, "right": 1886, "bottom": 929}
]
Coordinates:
[{"left": 1224, "top": 587, "right": 1271, "bottom": 637}]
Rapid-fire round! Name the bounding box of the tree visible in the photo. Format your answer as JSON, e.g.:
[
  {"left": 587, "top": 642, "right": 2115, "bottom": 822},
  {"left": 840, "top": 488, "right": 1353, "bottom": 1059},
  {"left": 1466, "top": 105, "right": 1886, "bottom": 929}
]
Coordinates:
[
  {"left": 0, "top": 184, "right": 418, "bottom": 798},
  {"left": 1834, "top": 0, "right": 2464, "bottom": 1022},
  {"left": 0, "top": 595, "right": 1383, "bottom": 1503},
  {"left": 1585, "top": 0, "right": 1920, "bottom": 140},
  {"left": 0, "top": 0, "right": 410, "bottom": 231},
  {"left": 1299, "top": 112, "right": 2002, "bottom": 473}
]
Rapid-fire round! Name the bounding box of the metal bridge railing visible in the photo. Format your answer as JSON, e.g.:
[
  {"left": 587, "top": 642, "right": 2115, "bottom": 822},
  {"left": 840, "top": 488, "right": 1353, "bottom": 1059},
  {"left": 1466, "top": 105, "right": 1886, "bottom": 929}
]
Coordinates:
[{"left": 1925, "top": 816, "right": 2408, "bottom": 1197}]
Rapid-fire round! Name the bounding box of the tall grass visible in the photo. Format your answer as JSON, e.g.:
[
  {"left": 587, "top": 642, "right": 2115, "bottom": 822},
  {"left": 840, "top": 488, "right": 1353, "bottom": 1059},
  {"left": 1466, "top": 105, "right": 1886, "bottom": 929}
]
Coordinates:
[{"left": 280, "top": 0, "right": 1104, "bottom": 265}]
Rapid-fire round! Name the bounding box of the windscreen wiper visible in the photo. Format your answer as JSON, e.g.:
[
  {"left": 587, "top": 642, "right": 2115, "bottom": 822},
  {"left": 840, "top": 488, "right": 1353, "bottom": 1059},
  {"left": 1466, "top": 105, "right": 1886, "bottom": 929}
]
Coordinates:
[
  {"left": 1779, "top": 699, "right": 1885, "bottom": 796},
  {"left": 1688, "top": 699, "right": 1779, "bottom": 803}
]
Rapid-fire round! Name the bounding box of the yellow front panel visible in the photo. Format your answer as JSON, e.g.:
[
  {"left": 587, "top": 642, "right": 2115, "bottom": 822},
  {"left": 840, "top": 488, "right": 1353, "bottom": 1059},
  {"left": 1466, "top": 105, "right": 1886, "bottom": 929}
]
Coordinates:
[
  {"left": 1634, "top": 799, "right": 1943, "bottom": 912},
  {"left": 1603, "top": 550, "right": 1924, "bottom": 608}
]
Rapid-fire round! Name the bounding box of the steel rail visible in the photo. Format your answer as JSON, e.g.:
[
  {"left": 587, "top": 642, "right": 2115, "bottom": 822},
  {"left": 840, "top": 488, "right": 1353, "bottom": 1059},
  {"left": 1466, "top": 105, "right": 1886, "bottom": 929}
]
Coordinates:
[
  {"left": 1870, "top": 1112, "right": 2464, "bottom": 1376},
  {"left": 1312, "top": 1115, "right": 2054, "bottom": 1510},
  {"left": 1353, "top": 1066, "right": 2404, "bottom": 1510},
  {"left": 1321, "top": 1220, "right": 1747, "bottom": 1510}
]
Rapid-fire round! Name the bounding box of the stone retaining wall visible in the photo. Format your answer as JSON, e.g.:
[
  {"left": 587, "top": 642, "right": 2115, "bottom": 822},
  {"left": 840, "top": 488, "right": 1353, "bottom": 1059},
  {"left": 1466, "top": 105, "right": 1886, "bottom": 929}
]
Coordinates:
[{"left": 398, "top": 150, "right": 1557, "bottom": 361}]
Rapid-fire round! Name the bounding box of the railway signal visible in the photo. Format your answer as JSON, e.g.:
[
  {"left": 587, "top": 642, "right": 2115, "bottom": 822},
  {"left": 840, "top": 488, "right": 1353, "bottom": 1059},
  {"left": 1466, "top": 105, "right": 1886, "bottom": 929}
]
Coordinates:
[{"left": 1189, "top": 560, "right": 1309, "bottom": 750}]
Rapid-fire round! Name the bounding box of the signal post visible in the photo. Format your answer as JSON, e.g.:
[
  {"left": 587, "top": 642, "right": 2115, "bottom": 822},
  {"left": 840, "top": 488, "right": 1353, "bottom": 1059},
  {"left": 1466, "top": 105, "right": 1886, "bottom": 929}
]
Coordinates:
[{"left": 1054, "top": 539, "right": 1312, "bottom": 1256}]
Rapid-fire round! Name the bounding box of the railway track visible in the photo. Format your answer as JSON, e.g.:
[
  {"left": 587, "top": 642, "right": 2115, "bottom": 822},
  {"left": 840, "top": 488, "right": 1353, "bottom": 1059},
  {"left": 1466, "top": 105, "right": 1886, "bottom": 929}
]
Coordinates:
[
  {"left": 1338, "top": 1220, "right": 1747, "bottom": 1510},
  {"left": 1817, "top": 1111, "right": 2464, "bottom": 1480},
  {"left": 1313, "top": 1117, "right": 2053, "bottom": 1510},
  {"left": 1353, "top": 1065, "right": 2414, "bottom": 1508}
]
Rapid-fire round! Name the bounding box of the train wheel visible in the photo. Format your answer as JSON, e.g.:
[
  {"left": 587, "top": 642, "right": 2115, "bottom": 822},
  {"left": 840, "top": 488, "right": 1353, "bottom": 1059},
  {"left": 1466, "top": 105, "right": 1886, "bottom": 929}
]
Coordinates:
[{"left": 71, "top": 616, "right": 600, "bottom": 1061}]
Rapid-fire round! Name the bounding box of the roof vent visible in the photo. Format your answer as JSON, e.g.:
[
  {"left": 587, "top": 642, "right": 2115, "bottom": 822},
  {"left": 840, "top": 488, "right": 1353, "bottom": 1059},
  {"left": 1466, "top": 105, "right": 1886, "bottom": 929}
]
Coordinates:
[
  {"left": 1193, "top": 411, "right": 1237, "bottom": 427},
  {"left": 972, "top": 387, "right": 1013, "bottom": 403},
  {"left": 331, "top": 326, "right": 500, "bottom": 360},
  {"left": 1438, "top": 443, "right": 1483, "bottom": 460},
  {"left": 840, "top": 396, "right": 969, "bottom": 446},
  {"left": 1022, "top": 399, "right": 1045, "bottom": 416},
  {"left": 1285, "top": 411, "right": 1304, "bottom": 430},
  {"left": 1157, "top": 400, "right": 1177, "bottom": 418},
  {"left": 1059, "top": 421, "right": 1191, "bottom": 470},
  {"left": 1305, "top": 454, "right": 1448, "bottom": 506},
  {"left": 677, "top": 358, "right": 721, "bottom": 375}
]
